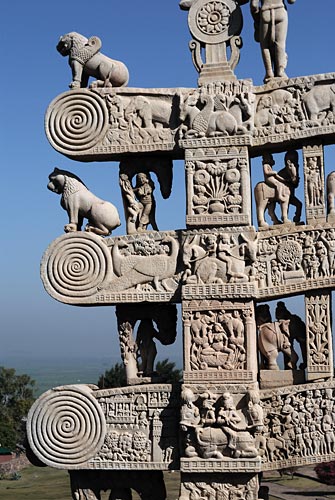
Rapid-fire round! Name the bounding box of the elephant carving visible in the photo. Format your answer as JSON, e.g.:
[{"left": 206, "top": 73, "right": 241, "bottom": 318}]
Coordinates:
[
  {"left": 57, "top": 32, "right": 129, "bottom": 89},
  {"left": 302, "top": 83, "right": 335, "bottom": 122}
]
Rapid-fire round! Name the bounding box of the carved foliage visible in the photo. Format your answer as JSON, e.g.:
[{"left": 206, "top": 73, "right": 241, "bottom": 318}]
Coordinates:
[{"left": 306, "top": 293, "right": 333, "bottom": 374}]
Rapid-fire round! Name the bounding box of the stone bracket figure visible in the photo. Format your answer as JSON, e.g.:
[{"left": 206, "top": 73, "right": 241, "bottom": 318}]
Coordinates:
[
  {"left": 47, "top": 168, "right": 121, "bottom": 236},
  {"left": 56, "top": 32, "right": 129, "bottom": 89},
  {"left": 119, "top": 171, "right": 158, "bottom": 234},
  {"left": 250, "top": 0, "right": 296, "bottom": 83}
]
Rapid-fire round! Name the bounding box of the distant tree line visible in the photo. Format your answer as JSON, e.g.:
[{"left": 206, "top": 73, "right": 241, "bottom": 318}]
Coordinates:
[
  {"left": 0, "top": 367, "right": 35, "bottom": 450},
  {"left": 97, "top": 359, "right": 182, "bottom": 388}
]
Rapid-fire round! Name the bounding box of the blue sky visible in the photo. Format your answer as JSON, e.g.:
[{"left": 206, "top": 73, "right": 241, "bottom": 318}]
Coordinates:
[{"left": 1, "top": 0, "right": 334, "bottom": 365}]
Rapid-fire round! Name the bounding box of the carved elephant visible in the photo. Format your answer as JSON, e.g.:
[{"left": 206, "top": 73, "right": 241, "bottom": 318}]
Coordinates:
[
  {"left": 302, "top": 83, "right": 335, "bottom": 121},
  {"left": 195, "top": 426, "right": 258, "bottom": 459}
]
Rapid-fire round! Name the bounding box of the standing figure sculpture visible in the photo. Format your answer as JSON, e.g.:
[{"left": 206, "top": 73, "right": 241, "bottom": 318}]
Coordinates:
[
  {"left": 250, "top": 0, "right": 296, "bottom": 83},
  {"left": 119, "top": 172, "right": 158, "bottom": 234}
]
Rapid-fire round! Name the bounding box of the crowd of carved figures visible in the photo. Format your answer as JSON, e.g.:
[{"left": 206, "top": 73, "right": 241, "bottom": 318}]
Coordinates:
[
  {"left": 184, "top": 307, "right": 248, "bottom": 372},
  {"left": 180, "top": 389, "right": 260, "bottom": 461},
  {"left": 260, "top": 386, "right": 335, "bottom": 464}
]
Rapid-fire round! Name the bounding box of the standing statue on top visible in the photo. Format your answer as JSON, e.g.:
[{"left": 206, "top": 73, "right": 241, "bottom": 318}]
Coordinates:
[{"left": 250, "top": 0, "right": 296, "bottom": 83}]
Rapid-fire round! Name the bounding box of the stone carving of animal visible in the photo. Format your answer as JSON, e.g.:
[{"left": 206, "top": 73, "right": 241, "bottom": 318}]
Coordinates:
[
  {"left": 47, "top": 168, "right": 121, "bottom": 236},
  {"left": 105, "top": 235, "right": 179, "bottom": 292},
  {"left": 56, "top": 32, "right": 129, "bottom": 89},
  {"left": 302, "top": 83, "right": 335, "bottom": 122},
  {"left": 327, "top": 171, "right": 335, "bottom": 215},
  {"left": 254, "top": 180, "right": 291, "bottom": 227},
  {"left": 179, "top": 93, "right": 239, "bottom": 138},
  {"left": 257, "top": 318, "right": 298, "bottom": 370},
  {"left": 195, "top": 426, "right": 258, "bottom": 459}
]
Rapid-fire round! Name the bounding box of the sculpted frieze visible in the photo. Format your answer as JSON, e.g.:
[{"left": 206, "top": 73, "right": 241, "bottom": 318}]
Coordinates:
[
  {"left": 185, "top": 145, "right": 251, "bottom": 226},
  {"left": 27, "top": 384, "right": 180, "bottom": 470},
  {"left": 178, "top": 82, "right": 254, "bottom": 143},
  {"left": 180, "top": 387, "right": 262, "bottom": 472},
  {"left": 253, "top": 74, "right": 335, "bottom": 148},
  {"left": 41, "top": 231, "right": 181, "bottom": 305},
  {"left": 182, "top": 299, "right": 256, "bottom": 382},
  {"left": 259, "top": 382, "right": 335, "bottom": 470},
  {"left": 179, "top": 472, "right": 259, "bottom": 500}
]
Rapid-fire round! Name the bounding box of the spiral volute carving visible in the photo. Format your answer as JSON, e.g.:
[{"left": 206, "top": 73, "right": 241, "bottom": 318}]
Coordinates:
[
  {"left": 45, "top": 90, "right": 108, "bottom": 154},
  {"left": 41, "top": 232, "right": 112, "bottom": 303},
  {"left": 27, "top": 385, "right": 106, "bottom": 468}
]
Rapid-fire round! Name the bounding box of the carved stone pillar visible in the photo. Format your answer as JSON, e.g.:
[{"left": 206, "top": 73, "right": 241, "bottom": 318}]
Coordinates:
[
  {"left": 305, "top": 292, "right": 333, "bottom": 381},
  {"left": 302, "top": 143, "right": 326, "bottom": 223},
  {"left": 185, "top": 145, "right": 251, "bottom": 227}
]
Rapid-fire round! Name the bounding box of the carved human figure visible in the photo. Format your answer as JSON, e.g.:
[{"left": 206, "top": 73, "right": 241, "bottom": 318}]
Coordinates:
[
  {"left": 133, "top": 173, "right": 158, "bottom": 232},
  {"left": 180, "top": 388, "right": 200, "bottom": 458},
  {"left": 306, "top": 156, "right": 322, "bottom": 206},
  {"left": 250, "top": 0, "right": 296, "bottom": 83},
  {"left": 263, "top": 152, "right": 288, "bottom": 201},
  {"left": 199, "top": 391, "right": 217, "bottom": 426},
  {"left": 216, "top": 393, "right": 242, "bottom": 457},
  {"left": 277, "top": 150, "right": 302, "bottom": 223},
  {"left": 136, "top": 319, "right": 158, "bottom": 376},
  {"left": 119, "top": 173, "right": 140, "bottom": 234}
]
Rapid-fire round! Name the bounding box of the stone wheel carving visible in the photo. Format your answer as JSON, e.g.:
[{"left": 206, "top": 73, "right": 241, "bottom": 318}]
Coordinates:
[
  {"left": 27, "top": 385, "right": 106, "bottom": 468},
  {"left": 188, "top": 0, "right": 242, "bottom": 44},
  {"left": 41, "top": 232, "right": 112, "bottom": 303},
  {"left": 45, "top": 90, "right": 108, "bottom": 155}
]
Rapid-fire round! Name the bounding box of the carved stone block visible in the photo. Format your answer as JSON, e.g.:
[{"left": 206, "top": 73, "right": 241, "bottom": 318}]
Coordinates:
[
  {"left": 179, "top": 472, "right": 260, "bottom": 500},
  {"left": 185, "top": 145, "right": 251, "bottom": 227},
  {"left": 182, "top": 299, "right": 256, "bottom": 382},
  {"left": 179, "top": 386, "right": 262, "bottom": 472}
]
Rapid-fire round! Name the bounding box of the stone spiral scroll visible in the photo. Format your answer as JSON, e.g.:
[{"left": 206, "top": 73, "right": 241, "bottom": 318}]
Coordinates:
[
  {"left": 45, "top": 89, "right": 108, "bottom": 155},
  {"left": 27, "top": 385, "right": 106, "bottom": 469},
  {"left": 41, "top": 232, "right": 113, "bottom": 304}
]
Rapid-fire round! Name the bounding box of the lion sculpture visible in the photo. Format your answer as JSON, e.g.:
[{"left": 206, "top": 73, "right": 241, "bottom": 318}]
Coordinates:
[
  {"left": 56, "top": 32, "right": 129, "bottom": 89},
  {"left": 48, "top": 168, "right": 121, "bottom": 236}
]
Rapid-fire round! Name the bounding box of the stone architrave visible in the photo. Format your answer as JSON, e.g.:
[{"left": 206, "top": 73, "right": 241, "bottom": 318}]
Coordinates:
[
  {"left": 303, "top": 143, "right": 326, "bottom": 223},
  {"left": 305, "top": 292, "right": 333, "bottom": 381}
]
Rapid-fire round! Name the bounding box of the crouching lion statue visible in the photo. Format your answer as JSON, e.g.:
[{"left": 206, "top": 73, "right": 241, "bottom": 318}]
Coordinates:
[
  {"left": 48, "top": 168, "right": 121, "bottom": 236},
  {"left": 56, "top": 32, "right": 129, "bottom": 89}
]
